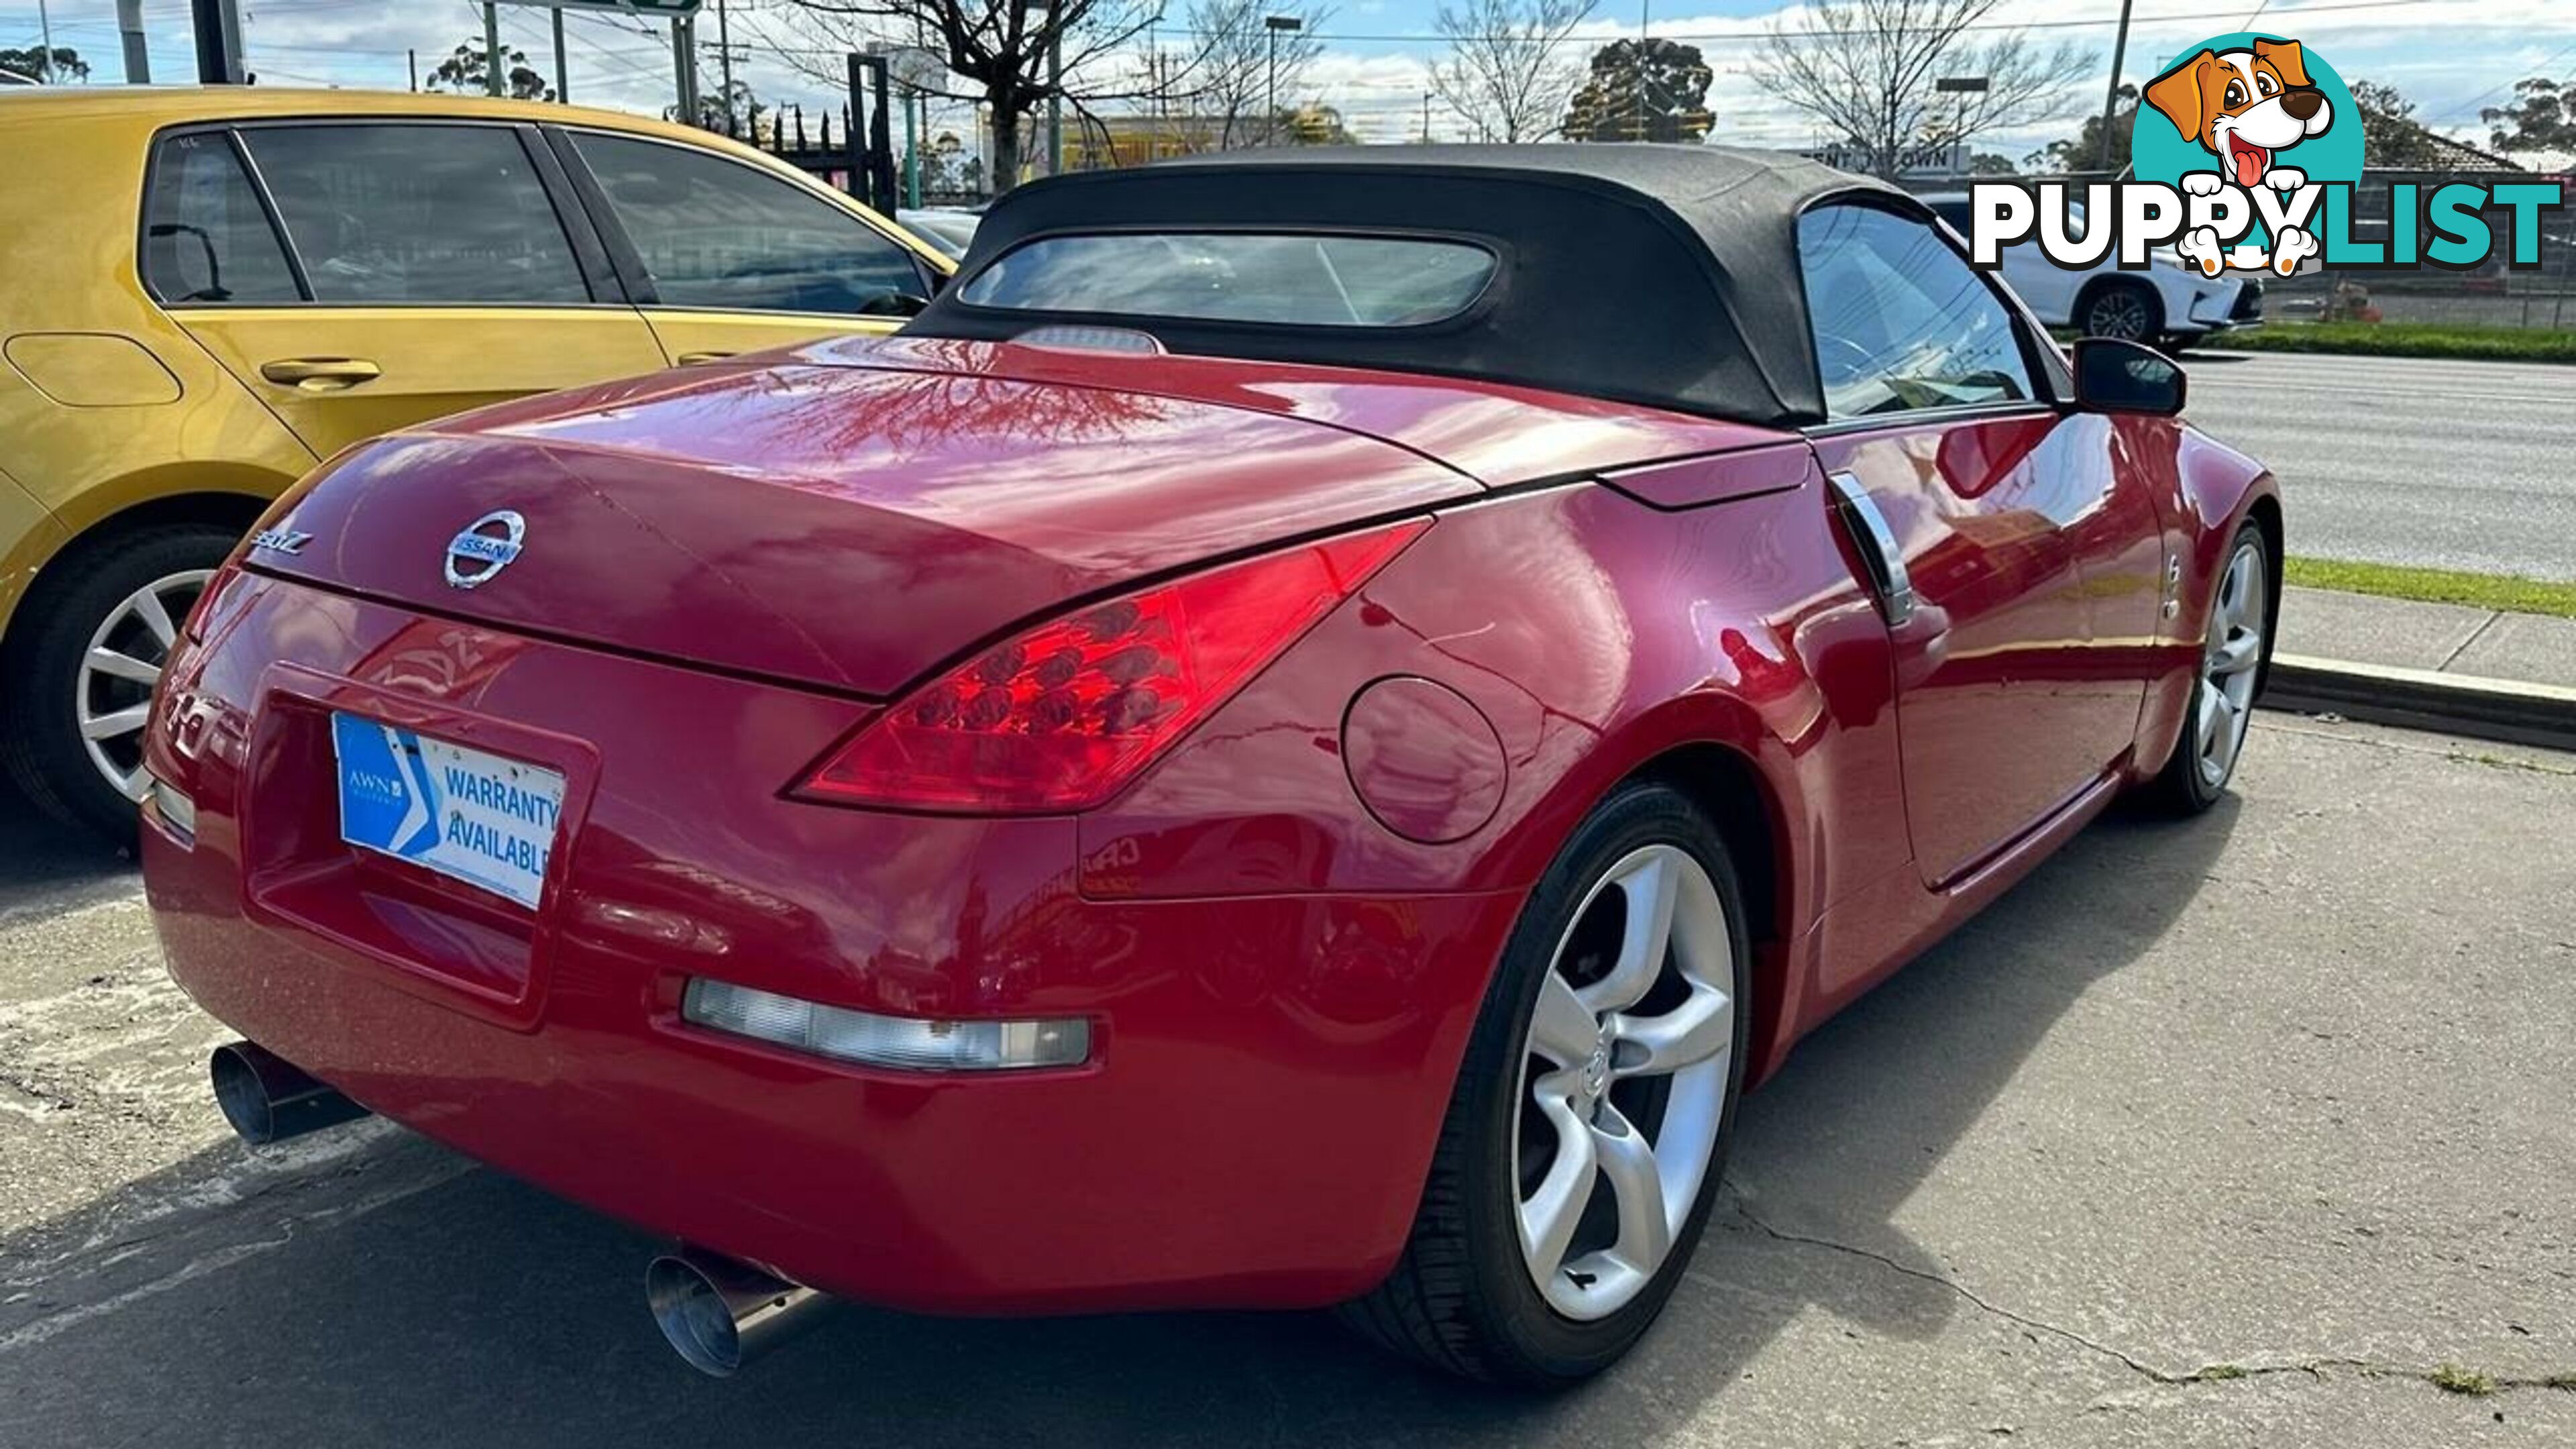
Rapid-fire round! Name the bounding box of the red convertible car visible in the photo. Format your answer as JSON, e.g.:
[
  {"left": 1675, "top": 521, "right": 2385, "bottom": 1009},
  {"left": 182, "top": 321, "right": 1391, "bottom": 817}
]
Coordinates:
[{"left": 142, "top": 148, "right": 2279, "bottom": 1385}]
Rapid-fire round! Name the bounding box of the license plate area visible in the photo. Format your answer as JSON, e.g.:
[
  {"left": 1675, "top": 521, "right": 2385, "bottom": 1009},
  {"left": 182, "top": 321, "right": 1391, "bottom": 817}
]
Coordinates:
[
  {"left": 333, "top": 714, "right": 564, "bottom": 910},
  {"left": 241, "top": 667, "right": 598, "bottom": 1031}
]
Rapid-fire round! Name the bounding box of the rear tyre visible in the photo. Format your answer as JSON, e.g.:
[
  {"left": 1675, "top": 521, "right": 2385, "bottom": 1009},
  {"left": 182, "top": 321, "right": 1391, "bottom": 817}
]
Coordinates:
[
  {"left": 2141, "top": 521, "right": 2271, "bottom": 815},
  {"left": 1341, "top": 782, "right": 1750, "bottom": 1385},
  {"left": 2079, "top": 279, "right": 2164, "bottom": 342},
  {"left": 1, "top": 523, "right": 235, "bottom": 844}
]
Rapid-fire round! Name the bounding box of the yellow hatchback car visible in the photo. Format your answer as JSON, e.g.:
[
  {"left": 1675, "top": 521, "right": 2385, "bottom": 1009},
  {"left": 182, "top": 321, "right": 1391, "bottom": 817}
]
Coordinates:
[{"left": 0, "top": 87, "right": 953, "bottom": 839}]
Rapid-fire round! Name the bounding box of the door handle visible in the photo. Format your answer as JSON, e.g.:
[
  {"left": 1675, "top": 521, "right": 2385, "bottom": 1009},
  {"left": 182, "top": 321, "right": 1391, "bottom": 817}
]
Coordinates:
[
  {"left": 674, "top": 350, "right": 737, "bottom": 366},
  {"left": 259, "top": 357, "right": 382, "bottom": 391},
  {"left": 1825, "top": 471, "right": 1919, "bottom": 628}
]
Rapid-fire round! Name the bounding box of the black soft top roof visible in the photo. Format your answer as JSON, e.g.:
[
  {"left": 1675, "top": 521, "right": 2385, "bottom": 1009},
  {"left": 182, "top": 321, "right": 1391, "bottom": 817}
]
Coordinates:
[{"left": 904, "top": 144, "right": 1916, "bottom": 429}]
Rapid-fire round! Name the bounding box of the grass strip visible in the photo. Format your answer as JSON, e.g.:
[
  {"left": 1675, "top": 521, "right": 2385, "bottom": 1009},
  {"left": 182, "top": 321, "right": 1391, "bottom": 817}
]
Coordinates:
[
  {"left": 2285, "top": 557, "right": 2576, "bottom": 620},
  {"left": 2209, "top": 320, "right": 2576, "bottom": 364}
]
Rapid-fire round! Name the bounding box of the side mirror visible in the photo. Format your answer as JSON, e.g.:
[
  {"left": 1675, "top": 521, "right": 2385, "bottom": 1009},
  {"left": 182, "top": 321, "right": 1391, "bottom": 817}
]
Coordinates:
[{"left": 2072, "top": 337, "right": 2186, "bottom": 417}]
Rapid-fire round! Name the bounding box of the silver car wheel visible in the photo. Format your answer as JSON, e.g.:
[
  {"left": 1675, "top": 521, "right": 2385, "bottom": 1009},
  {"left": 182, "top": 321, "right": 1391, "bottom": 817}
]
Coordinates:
[
  {"left": 2086, "top": 286, "right": 2153, "bottom": 340},
  {"left": 1511, "top": 843, "right": 1734, "bottom": 1322},
  {"left": 2195, "top": 540, "right": 2267, "bottom": 789},
  {"left": 75, "top": 569, "right": 209, "bottom": 803}
]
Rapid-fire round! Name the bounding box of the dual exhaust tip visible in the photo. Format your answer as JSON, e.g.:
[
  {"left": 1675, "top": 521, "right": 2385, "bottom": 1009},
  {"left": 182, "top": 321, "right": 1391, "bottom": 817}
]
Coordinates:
[{"left": 211, "top": 1041, "right": 830, "bottom": 1376}]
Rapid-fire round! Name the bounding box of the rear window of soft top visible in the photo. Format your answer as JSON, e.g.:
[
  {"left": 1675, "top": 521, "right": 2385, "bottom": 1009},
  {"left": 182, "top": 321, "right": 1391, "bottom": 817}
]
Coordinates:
[{"left": 956, "top": 231, "right": 1497, "bottom": 328}]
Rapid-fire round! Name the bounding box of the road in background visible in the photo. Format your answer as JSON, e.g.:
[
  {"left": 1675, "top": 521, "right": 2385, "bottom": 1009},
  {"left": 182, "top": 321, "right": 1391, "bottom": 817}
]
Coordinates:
[
  {"left": 2181, "top": 351, "right": 2576, "bottom": 582},
  {"left": 5, "top": 718, "right": 2574, "bottom": 1446}
]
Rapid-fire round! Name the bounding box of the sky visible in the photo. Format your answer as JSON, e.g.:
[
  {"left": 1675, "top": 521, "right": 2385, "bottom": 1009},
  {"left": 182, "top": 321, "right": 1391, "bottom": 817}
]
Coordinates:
[{"left": 4, "top": 0, "right": 2571, "bottom": 163}]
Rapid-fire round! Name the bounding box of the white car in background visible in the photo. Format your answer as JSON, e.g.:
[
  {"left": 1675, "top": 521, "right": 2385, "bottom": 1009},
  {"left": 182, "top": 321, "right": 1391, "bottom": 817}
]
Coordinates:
[
  {"left": 1923, "top": 191, "right": 2261, "bottom": 349},
  {"left": 896, "top": 207, "right": 981, "bottom": 260}
]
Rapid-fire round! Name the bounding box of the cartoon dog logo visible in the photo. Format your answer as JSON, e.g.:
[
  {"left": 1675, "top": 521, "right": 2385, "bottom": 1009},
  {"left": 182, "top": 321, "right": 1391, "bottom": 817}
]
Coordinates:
[{"left": 2143, "top": 38, "right": 2333, "bottom": 276}]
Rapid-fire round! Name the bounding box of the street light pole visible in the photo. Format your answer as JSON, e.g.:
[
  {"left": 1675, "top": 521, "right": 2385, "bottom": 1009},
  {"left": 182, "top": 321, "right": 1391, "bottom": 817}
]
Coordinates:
[
  {"left": 1263, "top": 15, "right": 1303, "bottom": 147},
  {"left": 483, "top": 3, "right": 502, "bottom": 97},
  {"left": 552, "top": 6, "right": 568, "bottom": 103},
  {"left": 1934, "top": 75, "right": 1988, "bottom": 176}
]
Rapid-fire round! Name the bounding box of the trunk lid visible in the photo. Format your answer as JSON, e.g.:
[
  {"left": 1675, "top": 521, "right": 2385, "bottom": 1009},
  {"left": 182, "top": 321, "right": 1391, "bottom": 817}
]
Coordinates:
[{"left": 252, "top": 359, "right": 1480, "bottom": 696}]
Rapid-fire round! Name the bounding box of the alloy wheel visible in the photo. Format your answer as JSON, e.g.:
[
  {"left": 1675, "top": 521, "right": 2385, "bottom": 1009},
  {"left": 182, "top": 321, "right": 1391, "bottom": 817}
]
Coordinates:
[
  {"left": 75, "top": 569, "right": 210, "bottom": 803},
  {"left": 1511, "top": 843, "right": 1735, "bottom": 1322},
  {"left": 2086, "top": 287, "right": 2153, "bottom": 340},
  {"left": 2195, "top": 540, "right": 2267, "bottom": 789}
]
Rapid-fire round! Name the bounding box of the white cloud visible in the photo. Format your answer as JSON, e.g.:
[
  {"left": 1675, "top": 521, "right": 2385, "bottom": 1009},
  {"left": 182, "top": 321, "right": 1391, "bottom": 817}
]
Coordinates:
[{"left": 8, "top": 0, "right": 2563, "bottom": 162}]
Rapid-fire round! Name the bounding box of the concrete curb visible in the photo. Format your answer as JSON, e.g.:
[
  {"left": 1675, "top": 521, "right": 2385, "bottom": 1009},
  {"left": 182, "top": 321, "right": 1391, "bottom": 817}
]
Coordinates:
[{"left": 2259, "top": 651, "right": 2576, "bottom": 752}]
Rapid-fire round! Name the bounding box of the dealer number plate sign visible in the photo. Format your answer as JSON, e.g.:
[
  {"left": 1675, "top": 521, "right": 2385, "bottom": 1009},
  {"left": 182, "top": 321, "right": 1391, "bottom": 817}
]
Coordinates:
[{"left": 331, "top": 712, "right": 566, "bottom": 910}]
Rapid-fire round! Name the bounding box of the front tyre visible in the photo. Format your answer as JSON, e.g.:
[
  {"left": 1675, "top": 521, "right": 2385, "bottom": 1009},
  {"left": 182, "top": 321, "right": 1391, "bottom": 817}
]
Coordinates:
[
  {"left": 1, "top": 523, "right": 235, "bottom": 843},
  {"left": 1342, "top": 782, "right": 1750, "bottom": 1384},
  {"left": 2143, "top": 521, "right": 2272, "bottom": 814}
]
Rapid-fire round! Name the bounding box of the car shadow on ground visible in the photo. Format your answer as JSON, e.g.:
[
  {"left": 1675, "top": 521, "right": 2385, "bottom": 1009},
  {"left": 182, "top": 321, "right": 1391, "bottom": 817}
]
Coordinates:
[
  {"left": 0, "top": 799, "right": 2238, "bottom": 1448},
  {"left": 0, "top": 777, "right": 132, "bottom": 918}
]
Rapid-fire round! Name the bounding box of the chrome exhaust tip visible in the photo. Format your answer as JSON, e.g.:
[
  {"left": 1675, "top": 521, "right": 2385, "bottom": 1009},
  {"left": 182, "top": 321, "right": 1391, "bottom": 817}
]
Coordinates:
[
  {"left": 645, "top": 1246, "right": 830, "bottom": 1377},
  {"left": 209, "top": 1041, "right": 368, "bottom": 1146}
]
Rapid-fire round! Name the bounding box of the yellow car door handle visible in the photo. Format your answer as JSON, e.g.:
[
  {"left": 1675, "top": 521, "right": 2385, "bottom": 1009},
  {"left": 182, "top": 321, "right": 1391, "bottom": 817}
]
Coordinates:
[
  {"left": 259, "top": 358, "right": 382, "bottom": 391},
  {"left": 674, "top": 351, "right": 737, "bottom": 366}
]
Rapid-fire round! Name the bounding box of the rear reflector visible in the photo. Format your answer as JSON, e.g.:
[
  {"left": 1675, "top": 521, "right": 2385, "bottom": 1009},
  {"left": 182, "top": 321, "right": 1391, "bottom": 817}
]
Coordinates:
[
  {"left": 146, "top": 774, "right": 197, "bottom": 847},
  {"left": 794, "top": 519, "right": 1430, "bottom": 813},
  {"left": 682, "top": 978, "right": 1089, "bottom": 1072}
]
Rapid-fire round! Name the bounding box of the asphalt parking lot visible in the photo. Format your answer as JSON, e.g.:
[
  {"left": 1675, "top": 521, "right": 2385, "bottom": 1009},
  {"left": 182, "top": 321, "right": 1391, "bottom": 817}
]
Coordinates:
[
  {"left": 3, "top": 714, "right": 2573, "bottom": 1448},
  {"left": 2182, "top": 351, "right": 2576, "bottom": 582}
]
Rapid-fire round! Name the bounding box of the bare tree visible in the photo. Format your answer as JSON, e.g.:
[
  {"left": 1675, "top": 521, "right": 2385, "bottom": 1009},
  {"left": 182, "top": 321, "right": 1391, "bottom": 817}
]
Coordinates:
[
  {"left": 774, "top": 0, "right": 1167, "bottom": 189},
  {"left": 1428, "top": 0, "right": 1595, "bottom": 143},
  {"left": 1752, "top": 0, "right": 2089, "bottom": 179},
  {"left": 1176, "top": 0, "right": 1331, "bottom": 148}
]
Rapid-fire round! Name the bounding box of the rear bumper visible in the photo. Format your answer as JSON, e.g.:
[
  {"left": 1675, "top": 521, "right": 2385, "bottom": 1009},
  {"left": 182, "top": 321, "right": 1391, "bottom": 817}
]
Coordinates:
[{"left": 144, "top": 573, "right": 1513, "bottom": 1314}]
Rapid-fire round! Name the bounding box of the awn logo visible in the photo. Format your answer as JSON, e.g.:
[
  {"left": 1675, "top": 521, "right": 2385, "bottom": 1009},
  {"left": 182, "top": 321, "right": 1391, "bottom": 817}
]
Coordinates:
[{"left": 1966, "top": 33, "right": 2565, "bottom": 279}]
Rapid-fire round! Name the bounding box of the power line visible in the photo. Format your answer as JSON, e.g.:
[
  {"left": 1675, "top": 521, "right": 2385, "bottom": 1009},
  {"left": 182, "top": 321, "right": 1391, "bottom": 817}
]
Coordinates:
[{"left": 2423, "top": 36, "right": 2576, "bottom": 122}]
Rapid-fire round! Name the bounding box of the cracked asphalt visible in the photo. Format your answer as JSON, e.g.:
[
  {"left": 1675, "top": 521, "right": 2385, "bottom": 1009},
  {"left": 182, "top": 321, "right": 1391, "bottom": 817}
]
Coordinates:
[{"left": 3, "top": 714, "right": 2572, "bottom": 1447}]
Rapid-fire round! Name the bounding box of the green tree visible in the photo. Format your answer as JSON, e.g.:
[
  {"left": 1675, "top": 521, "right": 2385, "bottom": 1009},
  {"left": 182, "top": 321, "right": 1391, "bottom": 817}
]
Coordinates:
[
  {"left": 1562, "top": 38, "right": 1713, "bottom": 143},
  {"left": 2483, "top": 75, "right": 2576, "bottom": 154},
  {"left": 426, "top": 40, "right": 553, "bottom": 101},
  {"left": 673, "top": 78, "right": 768, "bottom": 138},
  {"left": 2029, "top": 89, "right": 2132, "bottom": 175},
  {"left": 2349, "top": 78, "right": 2446, "bottom": 168},
  {"left": 0, "top": 44, "right": 87, "bottom": 83}
]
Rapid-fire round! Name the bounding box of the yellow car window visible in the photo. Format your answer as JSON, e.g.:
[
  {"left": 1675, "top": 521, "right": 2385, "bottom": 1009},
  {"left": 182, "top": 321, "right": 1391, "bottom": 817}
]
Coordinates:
[
  {"left": 141, "top": 132, "right": 302, "bottom": 305},
  {"left": 572, "top": 132, "right": 925, "bottom": 317},
  {"left": 241, "top": 124, "right": 591, "bottom": 306}
]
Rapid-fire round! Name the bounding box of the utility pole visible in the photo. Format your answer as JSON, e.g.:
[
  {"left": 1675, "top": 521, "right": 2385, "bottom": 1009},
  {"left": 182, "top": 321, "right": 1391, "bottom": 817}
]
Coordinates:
[
  {"left": 408, "top": 47, "right": 418, "bottom": 91},
  {"left": 34, "top": 0, "right": 52, "bottom": 80},
  {"left": 672, "top": 13, "right": 698, "bottom": 121},
  {"left": 1636, "top": 0, "right": 1650, "bottom": 141},
  {"left": 553, "top": 7, "right": 568, "bottom": 103},
  {"left": 483, "top": 3, "right": 502, "bottom": 96},
  {"left": 116, "top": 0, "right": 150, "bottom": 83},
  {"left": 2098, "top": 0, "right": 2135, "bottom": 174},
  {"left": 717, "top": 0, "right": 735, "bottom": 130},
  {"left": 190, "top": 0, "right": 244, "bottom": 84},
  {"left": 1420, "top": 89, "right": 1430, "bottom": 143},
  {"left": 1046, "top": 0, "right": 1063, "bottom": 176}
]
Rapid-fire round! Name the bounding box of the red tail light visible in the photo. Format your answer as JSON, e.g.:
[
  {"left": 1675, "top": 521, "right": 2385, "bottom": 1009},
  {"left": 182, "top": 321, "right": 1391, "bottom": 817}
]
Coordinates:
[{"left": 795, "top": 519, "right": 1431, "bottom": 813}]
